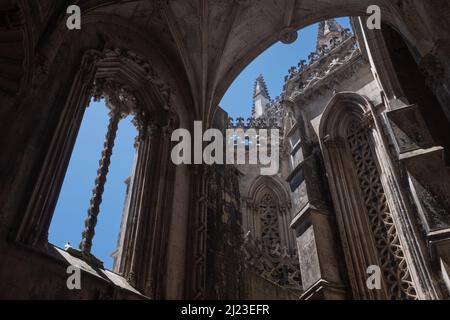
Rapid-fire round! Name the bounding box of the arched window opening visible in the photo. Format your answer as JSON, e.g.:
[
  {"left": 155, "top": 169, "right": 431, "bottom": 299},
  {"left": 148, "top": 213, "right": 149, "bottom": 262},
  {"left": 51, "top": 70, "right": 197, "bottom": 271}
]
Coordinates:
[
  {"left": 49, "top": 98, "right": 137, "bottom": 270},
  {"left": 346, "top": 119, "right": 417, "bottom": 299},
  {"left": 319, "top": 93, "right": 419, "bottom": 300},
  {"left": 242, "top": 177, "right": 301, "bottom": 290}
]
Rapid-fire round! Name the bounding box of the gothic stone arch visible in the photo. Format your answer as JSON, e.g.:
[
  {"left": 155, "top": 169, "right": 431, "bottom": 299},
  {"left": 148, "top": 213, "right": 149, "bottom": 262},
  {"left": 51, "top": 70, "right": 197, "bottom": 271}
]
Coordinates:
[
  {"left": 10, "top": 46, "right": 185, "bottom": 299},
  {"left": 242, "top": 176, "right": 302, "bottom": 292},
  {"left": 246, "top": 176, "right": 295, "bottom": 255},
  {"left": 318, "top": 92, "right": 425, "bottom": 299}
]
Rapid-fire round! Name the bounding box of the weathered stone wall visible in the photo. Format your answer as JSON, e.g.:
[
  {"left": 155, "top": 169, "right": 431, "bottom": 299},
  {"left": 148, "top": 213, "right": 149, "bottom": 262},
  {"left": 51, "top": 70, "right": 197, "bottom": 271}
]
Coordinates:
[{"left": 204, "top": 108, "right": 243, "bottom": 299}]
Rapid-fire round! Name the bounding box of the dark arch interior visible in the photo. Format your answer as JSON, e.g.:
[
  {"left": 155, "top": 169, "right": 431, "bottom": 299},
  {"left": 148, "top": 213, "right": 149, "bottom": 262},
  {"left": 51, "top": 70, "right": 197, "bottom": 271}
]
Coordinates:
[{"left": 381, "top": 23, "right": 450, "bottom": 161}]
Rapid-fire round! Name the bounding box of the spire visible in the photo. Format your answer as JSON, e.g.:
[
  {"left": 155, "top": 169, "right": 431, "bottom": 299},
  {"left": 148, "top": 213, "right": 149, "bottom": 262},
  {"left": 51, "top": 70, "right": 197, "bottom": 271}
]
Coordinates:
[
  {"left": 316, "top": 19, "right": 344, "bottom": 51},
  {"left": 253, "top": 74, "right": 270, "bottom": 100},
  {"left": 252, "top": 75, "right": 271, "bottom": 118}
]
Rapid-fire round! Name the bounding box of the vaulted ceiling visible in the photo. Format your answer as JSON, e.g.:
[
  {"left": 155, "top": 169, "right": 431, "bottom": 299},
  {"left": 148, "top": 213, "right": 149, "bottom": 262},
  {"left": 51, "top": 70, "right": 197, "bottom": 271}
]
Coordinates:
[{"left": 20, "top": 0, "right": 450, "bottom": 123}]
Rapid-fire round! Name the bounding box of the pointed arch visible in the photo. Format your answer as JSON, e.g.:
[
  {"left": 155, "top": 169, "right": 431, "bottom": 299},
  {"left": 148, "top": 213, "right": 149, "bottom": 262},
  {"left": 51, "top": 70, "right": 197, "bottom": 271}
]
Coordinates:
[
  {"left": 248, "top": 175, "right": 291, "bottom": 208},
  {"left": 244, "top": 175, "right": 294, "bottom": 254},
  {"left": 318, "top": 92, "right": 418, "bottom": 300}
]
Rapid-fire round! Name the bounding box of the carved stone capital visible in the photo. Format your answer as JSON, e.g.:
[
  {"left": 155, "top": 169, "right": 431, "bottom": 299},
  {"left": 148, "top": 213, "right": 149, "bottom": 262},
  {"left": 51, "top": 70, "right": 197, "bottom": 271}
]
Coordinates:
[
  {"left": 92, "top": 79, "right": 139, "bottom": 117},
  {"left": 133, "top": 113, "right": 161, "bottom": 147}
]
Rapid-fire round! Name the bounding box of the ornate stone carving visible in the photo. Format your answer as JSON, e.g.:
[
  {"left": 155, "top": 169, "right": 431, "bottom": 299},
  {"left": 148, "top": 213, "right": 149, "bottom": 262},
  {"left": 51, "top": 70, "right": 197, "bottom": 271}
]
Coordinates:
[
  {"left": 242, "top": 233, "right": 302, "bottom": 290},
  {"left": 108, "top": 48, "right": 173, "bottom": 111},
  {"left": 259, "top": 193, "right": 281, "bottom": 251},
  {"left": 286, "top": 35, "right": 361, "bottom": 102},
  {"left": 347, "top": 120, "right": 417, "bottom": 299},
  {"left": 91, "top": 79, "right": 138, "bottom": 116}
]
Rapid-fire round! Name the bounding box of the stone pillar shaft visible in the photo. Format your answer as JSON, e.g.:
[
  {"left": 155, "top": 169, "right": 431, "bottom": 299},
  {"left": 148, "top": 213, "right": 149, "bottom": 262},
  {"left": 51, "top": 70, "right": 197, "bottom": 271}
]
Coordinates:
[{"left": 80, "top": 110, "right": 121, "bottom": 254}]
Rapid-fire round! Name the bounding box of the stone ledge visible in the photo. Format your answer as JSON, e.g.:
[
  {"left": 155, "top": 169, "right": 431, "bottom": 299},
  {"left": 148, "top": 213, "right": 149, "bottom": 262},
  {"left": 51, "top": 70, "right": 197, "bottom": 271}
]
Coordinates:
[{"left": 299, "top": 279, "right": 347, "bottom": 300}]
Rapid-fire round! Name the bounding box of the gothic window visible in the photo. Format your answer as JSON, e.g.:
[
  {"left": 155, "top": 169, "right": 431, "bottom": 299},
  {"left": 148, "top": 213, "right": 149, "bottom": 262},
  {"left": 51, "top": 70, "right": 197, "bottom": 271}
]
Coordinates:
[
  {"left": 49, "top": 97, "right": 137, "bottom": 269},
  {"left": 245, "top": 177, "right": 295, "bottom": 254},
  {"left": 258, "top": 193, "right": 281, "bottom": 251},
  {"left": 243, "top": 178, "right": 301, "bottom": 290},
  {"left": 346, "top": 120, "right": 417, "bottom": 299},
  {"left": 13, "top": 49, "right": 177, "bottom": 297}
]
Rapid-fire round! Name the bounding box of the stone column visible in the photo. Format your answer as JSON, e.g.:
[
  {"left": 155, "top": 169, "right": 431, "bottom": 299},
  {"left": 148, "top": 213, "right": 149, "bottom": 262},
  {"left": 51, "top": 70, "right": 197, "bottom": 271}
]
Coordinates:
[
  {"left": 14, "top": 51, "right": 99, "bottom": 246},
  {"left": 118, "top": 113, "right": 177, "bottom": 298},
  {"left": 79, "top": 107, "right": 124, "bottom": 255},
  {"left": 185, "top": 164, "right": 209, "bottom": 299},
  {"left": 120, "top": 114, "right": 160, "bottom": 289},
  {"left": 282, "top": 99, "right": 348, "bottom": 299},
  {"left": 143, "top": 117, "right": 177, "bottom": 299},
  {"left": 288, "top": 141, "right": 348, "bottom": 300}
]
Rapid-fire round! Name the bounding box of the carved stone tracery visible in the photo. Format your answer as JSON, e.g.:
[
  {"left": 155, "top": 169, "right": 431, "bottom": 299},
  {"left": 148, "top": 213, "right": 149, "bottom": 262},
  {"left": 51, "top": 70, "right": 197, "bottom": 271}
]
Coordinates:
[
  {"left": 242, "top": 177, "right": 300, "bottom": 292},
  {"left": 259, "top": 193, "right": 281, "bottom": 251},
  {"left": 242, "top": 233, "right": 302, "bottom": 290},
  {"left": 347, "top": 120, "right": 417, "bottom": 300}
]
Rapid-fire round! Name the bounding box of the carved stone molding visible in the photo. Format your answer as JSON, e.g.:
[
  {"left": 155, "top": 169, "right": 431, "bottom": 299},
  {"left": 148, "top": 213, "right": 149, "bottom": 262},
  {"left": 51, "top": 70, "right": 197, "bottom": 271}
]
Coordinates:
[
  {"left": 279, "top": 27, "right": 298, "bottom": 44},
  {"left": 347, "top": 120, "right": 417, "bottom": 299},
  {"left": 242, "top": 235, "right": 302, "bottom": 291},
  {"left": 104, "top": 48, "right": 173, "bottom": 111},
  {"left": 287, "top": 36, "right": 361, "bottom": 103},
  {"left": 92, "top": 79, "right": 139, "bottom": 116}
]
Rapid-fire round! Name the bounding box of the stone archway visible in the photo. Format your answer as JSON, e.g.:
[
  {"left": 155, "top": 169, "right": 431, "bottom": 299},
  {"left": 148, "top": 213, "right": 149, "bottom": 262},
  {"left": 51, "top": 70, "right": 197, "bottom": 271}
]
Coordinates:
[
  {"left": 246, "top": 175, "right": 294, "bottom": 252},
  {"left": 1, "top": 0, "right": 449, "bottom": 299},
  {"left": 7, "top": 1, "right": 449, "bottom": 123},
  {"left": 318, "top": 92, "right": 438, "bottom": 299}
]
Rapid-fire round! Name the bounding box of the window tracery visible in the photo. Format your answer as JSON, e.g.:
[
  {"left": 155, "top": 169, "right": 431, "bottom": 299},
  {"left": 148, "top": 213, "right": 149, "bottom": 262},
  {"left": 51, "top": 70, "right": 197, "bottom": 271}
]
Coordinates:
[
  {"left": 347, "top": 120, "right": 417, "bottom": 299},
  {"left": 259, "top": 193, "right": 281, "bottom": 251}
]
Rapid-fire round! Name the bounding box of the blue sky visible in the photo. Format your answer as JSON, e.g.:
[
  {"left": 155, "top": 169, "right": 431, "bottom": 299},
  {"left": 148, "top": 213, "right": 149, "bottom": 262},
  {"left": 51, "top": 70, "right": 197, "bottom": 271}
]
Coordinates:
[
  {"left": 220, "top": 18, "right": 351, "bottom": 119},
  {"left": 49, "top": 18, "right": 350, "bottom": 270},
  {"left": 49, "top": 102, "right": 136, "bottom": 268}
]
